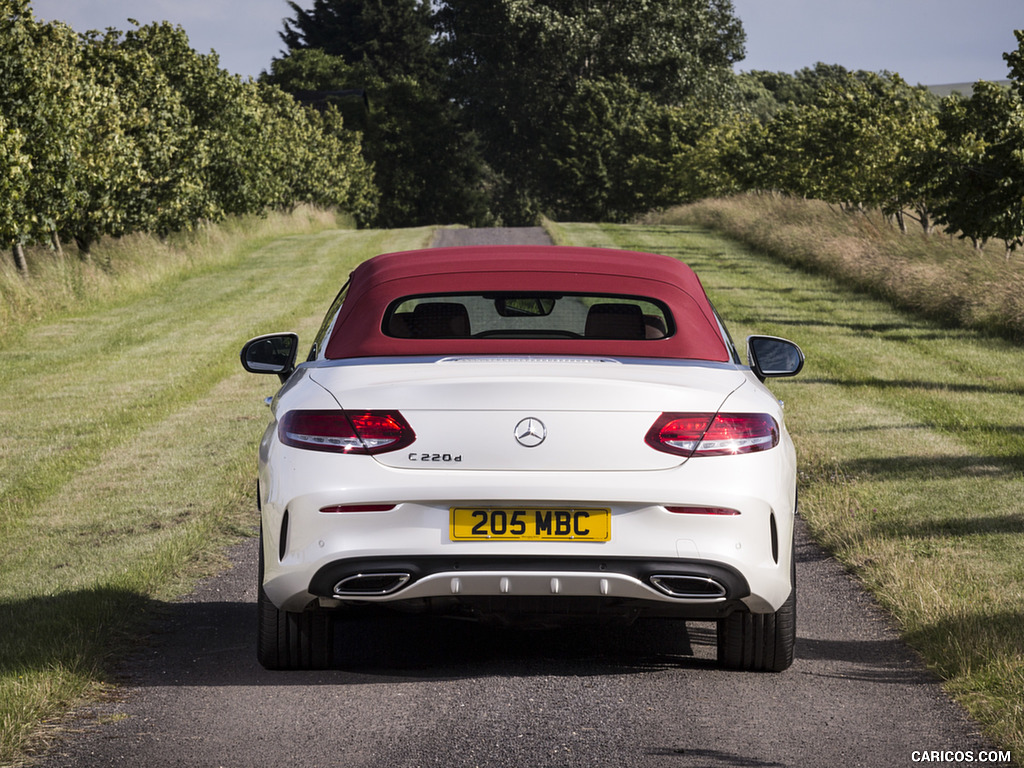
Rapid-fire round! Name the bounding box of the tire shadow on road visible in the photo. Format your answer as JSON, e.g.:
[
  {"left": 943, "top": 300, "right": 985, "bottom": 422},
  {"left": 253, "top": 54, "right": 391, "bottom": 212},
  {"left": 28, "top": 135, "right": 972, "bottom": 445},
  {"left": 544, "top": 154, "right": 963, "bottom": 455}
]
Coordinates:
[
  {"left": 327, "top": 611, "right": 712, "bottom": 676},
  {"left": 121, "top": 600, "right": 720, "bottom": 688},
  {"left": 115, "top": 536, "right": 721, "bottom": 690}
]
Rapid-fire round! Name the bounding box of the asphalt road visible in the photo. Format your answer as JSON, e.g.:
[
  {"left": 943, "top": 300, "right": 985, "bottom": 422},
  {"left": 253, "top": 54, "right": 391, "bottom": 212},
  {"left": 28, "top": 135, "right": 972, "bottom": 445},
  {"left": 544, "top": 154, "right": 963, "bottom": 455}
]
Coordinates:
[
  {"left": 37, "top": 228, "right": 996, "bottom": 767},
  {"left": 432, "top": 227, "right": 554, "bottom": 248}
]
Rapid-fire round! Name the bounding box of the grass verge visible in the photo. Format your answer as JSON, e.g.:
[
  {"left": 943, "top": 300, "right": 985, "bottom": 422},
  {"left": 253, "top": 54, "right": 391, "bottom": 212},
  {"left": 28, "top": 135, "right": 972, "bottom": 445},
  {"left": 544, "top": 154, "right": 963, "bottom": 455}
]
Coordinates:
[
  {"left": 0, "top": 206, "right": 349, "bottom": 342},
  {"left": 649, "top": 195, "right": 1024, "bottom": 342},
  {"left": 553, "top": 220, "right": 1024, "bottom": 765},
  {"left": 0, "top": 219, "right": 433, "bottom": 765}
]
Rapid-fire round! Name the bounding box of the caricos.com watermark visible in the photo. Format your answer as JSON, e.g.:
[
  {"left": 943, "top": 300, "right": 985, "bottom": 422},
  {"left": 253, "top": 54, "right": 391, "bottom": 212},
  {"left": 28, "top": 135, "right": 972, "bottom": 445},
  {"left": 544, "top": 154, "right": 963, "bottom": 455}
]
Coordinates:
[{"left": 911, "top": 751, "right": 1012, "bottom": 764}]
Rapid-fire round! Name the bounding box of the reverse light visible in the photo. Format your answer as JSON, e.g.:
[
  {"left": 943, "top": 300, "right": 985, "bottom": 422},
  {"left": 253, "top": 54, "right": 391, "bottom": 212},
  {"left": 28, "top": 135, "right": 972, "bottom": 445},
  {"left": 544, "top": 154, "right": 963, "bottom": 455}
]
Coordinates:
[
  {"left": 279, "top": 410, "right": 415, "bottom": 454},
  {"left": 645, "top": 412, "right": 779, "bottom": 458}
]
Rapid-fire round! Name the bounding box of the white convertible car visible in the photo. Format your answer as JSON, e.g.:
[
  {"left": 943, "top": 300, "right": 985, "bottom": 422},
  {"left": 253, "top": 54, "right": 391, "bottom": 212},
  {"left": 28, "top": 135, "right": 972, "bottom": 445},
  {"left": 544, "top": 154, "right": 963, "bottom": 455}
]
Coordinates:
[{"left": 241, "top": 246, "right": 804, "bottom": 671}]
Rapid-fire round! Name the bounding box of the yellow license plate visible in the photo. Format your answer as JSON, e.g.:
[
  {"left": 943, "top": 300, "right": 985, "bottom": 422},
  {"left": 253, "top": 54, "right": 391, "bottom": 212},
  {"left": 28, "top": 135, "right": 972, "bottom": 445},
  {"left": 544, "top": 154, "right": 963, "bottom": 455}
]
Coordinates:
[{"left": 450, "top": 507, "right": 610, "bottom": 541}]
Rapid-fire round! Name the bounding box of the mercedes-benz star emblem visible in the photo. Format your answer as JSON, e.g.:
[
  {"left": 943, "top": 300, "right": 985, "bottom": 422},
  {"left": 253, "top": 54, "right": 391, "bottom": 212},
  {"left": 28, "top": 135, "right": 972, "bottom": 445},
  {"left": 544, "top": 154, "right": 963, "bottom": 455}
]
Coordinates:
[{"left": 514, "top": 417, "right": 547, "bottom": 448}]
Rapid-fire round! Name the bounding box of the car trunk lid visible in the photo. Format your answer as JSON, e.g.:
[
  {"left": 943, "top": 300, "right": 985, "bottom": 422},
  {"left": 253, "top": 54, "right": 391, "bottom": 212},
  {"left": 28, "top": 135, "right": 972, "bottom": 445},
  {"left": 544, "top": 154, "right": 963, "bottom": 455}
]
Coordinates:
[{"left": 307, "top": 357, "right": 746, "bottom": 471}]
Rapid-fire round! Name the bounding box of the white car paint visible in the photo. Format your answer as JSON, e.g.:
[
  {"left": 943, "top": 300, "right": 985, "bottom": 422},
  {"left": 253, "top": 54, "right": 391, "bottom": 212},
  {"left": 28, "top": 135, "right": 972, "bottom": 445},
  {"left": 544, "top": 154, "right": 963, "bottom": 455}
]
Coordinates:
[{"left": 258, "top": 357, "right": 795, "bottom": 615}]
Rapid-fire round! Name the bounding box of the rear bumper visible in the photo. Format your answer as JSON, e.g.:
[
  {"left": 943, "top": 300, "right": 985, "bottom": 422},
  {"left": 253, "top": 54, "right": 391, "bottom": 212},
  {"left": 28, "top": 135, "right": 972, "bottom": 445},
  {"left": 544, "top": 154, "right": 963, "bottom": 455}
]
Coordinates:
[
  {"left": 258, "top": 443, "right": 797, "bottom": 615},
  {"left": 305, "top": 555, "right": 750, "bottom": 621}
]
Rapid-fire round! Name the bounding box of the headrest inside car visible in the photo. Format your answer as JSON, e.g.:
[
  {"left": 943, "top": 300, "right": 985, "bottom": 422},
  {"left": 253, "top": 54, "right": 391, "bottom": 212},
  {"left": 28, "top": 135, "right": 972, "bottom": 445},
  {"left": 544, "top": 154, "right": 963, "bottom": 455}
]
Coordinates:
[
  {"left": 409, "top": 302, "right": 471, "bottom": 338},
  {"left": 585, "top": 303, "right": 645, "bottom": 339}
]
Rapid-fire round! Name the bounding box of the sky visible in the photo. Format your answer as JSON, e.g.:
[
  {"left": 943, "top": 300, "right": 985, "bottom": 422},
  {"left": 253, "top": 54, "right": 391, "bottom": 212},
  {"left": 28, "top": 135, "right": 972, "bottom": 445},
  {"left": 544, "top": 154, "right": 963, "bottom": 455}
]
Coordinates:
[{"left": 28, "top": 0, "right": 1023, "bottom": 87}]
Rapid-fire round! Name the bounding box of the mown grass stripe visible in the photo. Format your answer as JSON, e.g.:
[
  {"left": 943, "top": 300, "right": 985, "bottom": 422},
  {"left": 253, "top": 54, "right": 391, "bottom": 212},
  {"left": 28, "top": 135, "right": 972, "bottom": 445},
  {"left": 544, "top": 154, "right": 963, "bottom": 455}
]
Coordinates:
[{"left": 0, "top": 228, "right": 430, "bottom": 525}]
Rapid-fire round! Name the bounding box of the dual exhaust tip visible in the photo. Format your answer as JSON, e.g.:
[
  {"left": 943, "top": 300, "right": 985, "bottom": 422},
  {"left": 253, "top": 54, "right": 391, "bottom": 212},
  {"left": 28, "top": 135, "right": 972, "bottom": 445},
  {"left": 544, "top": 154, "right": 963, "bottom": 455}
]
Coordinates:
[
  {"left": 334, "top": 572, "right": 411, "bottom": 596},
  {"left": 648, "top": 574, "right": 728, "bottom": 599},
  {"left": 333, "top": 571, "right": 728, "bottom": 600}
]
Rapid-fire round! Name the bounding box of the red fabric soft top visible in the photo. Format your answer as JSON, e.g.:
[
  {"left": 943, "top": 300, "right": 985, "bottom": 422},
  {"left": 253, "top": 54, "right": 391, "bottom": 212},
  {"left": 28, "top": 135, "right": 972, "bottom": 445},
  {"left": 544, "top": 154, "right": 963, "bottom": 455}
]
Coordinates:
[{"left": 323, "top": 246, "right": 731, "bottom": 362}]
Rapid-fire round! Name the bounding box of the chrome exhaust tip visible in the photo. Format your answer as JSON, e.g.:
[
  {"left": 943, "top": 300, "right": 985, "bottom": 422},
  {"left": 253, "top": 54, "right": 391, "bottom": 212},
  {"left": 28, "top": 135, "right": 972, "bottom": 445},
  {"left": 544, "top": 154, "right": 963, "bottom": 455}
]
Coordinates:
[
  {"left": 649, "top": 574, "right": 727, "bottom": 599},
  {"left": 334, "top": 572, "right": 411, "bottom": 596}
]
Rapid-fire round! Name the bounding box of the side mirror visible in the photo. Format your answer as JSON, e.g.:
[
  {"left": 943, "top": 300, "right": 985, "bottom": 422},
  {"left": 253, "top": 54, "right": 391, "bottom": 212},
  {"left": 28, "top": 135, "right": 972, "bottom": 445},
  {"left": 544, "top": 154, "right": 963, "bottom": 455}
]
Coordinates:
[
  {"left": 240, "top": 333, "right": 299, "bottom": 383},
  {"left": 747, "top": 335, "right": 804, "bottom": 381}
]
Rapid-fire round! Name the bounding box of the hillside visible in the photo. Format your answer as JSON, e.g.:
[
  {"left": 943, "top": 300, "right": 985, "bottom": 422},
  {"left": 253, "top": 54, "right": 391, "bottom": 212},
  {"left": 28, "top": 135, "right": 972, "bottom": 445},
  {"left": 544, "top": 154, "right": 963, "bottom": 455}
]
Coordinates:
[{"left": 927, "top": 79, "right": 1012, "bottom": 97}]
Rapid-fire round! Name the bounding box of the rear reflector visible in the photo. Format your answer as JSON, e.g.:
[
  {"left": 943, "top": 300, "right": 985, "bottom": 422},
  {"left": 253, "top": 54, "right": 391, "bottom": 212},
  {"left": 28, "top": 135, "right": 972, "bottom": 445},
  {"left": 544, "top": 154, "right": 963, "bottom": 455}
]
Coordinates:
[
  {"left": 279, "top": 410, "right": 415, "bottom": 454},
  {"left": 645, "top": 412, "right": 779, "bottom": 458},
  {"left": 320, "top": 504, "right": 396, "bottom": 513},
  {"left": 664, "top": 505, "right": 740, "bottom": 516}
]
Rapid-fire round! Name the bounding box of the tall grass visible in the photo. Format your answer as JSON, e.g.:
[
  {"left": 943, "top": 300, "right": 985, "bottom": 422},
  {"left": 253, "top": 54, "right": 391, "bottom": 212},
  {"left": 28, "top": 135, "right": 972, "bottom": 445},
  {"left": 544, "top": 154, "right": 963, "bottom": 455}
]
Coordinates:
[
  {"left": 0, "top": 206, "right": 347, "bottom": 342},
  {"left": 649, "top": 195, "right": 1024, "bottom": 342}
]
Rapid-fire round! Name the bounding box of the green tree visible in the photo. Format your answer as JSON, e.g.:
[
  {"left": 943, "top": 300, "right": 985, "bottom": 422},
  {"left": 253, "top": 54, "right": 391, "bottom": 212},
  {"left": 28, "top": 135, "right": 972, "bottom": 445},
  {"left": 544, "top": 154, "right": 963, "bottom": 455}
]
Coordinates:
[
  {"left": 115, "top": 22, "right": 221, "bottom": 229},
  {"left": 931, "top": 80, "right": 1024, "bottom": 254},
  {"left": 0, "top": 1, "right": 87, "bottom": 266},
  {"left": 56, "top": 67, "right": 134, "bottom": 255},
  {"left": 677, "top": 114, "right": 749, "bottom": 199},
  {"left": 727, "top": 71, "right": 940, "bottom": 232},
  {"left": 1, "top": 5, "right": 376, "bottom": 267},
  {"left": 537, "top": 77, "right": 708, "bottom": 221},
  {"left": 925, "top": 32, "right": 1024, "bottom": 253},
  {"left": 254, "top": 81, "right": 378, "bottom": 222},
  {"left": 62, "top": 28, "right": 195, "bottom": 253},
  {"left": 270, "top": 8, "right": 491, "bottom": 227},
  {"left": 281, "top": 0, "right": 439, "bottom": 83},
  {"left": 1003, "top": 29, "right": 1024, "bottom": 98},
  {"left": 805, "top": 75, "right": 938, "bottom": 220},
  {"left": 0, "top": 0, "right": 35, "bottom": 271},
  {"left": 361, "top": 75, "right": 492, "bottom": 227},
  {"left": 0, "top": 113, "right": 30, "bottom": 271},
  {"left": 121, "top": 21, "right": 376, "bottom": 227},
  {"left": 440, "top": 0, "right": 744, "bottom": 104},
  {"left": 438, "top": 0, "right": 745, "bottom": 222}
]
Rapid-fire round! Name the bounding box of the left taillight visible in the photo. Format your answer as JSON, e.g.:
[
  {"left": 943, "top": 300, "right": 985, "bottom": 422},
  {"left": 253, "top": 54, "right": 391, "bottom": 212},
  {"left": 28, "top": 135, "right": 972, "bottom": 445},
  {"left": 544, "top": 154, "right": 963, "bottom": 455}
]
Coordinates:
[
  {"left": 278, "top": 410, "right": 415, "bottom": 454},
  {"left": 645, "top": 412, "right": 779, "bottom": 458}
]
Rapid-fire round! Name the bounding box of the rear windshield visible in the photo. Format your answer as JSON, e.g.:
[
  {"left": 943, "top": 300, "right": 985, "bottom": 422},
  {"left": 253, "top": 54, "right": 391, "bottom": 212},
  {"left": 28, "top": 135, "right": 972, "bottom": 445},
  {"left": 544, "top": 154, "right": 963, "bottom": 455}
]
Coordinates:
[{"left": 383, "top": 293, "right": 673, "bottom": 340}]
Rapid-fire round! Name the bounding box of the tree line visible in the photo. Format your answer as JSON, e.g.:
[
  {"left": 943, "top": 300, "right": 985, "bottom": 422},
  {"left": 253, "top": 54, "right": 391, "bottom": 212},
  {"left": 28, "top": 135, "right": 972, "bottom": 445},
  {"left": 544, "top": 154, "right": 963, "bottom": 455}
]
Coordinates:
[
  {"left": 722, "top": 57, "right": 1024, "bottom": 253},
  {"left": 1, "top": 0, "right": 377, "bottom": 271},
  {"left": 270, "top": 1, "right": 1024, "bottom": 253},
  {"left": 4, "top": 0, "right": 1024, "bottom": 271}
]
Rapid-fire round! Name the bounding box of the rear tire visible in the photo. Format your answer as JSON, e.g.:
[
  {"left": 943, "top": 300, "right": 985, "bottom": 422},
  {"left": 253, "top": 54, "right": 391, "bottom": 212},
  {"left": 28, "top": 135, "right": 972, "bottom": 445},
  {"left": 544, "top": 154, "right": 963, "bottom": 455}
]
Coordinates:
[
  {"left": 716, "top": 551, "right": 796, "bottom": 672},
  {"left": 257, "top": 530, "right": 333, "bottom": 670}
]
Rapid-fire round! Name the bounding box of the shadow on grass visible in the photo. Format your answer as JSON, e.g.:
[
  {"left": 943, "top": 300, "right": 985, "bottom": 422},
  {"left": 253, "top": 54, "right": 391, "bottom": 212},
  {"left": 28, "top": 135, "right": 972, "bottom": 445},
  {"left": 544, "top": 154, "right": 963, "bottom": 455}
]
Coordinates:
[
  {"left": 798, "top": 375, "right": 1024, "bottom": 398},
  {"left": 902, "top": 610, "right": 1024, "bottom": 679},
  {"left": 870, "top": 512, "right": 1024, "bottom": 540},
  {"left": 0, "top": 587, "right": 154, "bottom": 680},
  {"left": 840, "top": 454, "right": 1024, "bottom": 480}
]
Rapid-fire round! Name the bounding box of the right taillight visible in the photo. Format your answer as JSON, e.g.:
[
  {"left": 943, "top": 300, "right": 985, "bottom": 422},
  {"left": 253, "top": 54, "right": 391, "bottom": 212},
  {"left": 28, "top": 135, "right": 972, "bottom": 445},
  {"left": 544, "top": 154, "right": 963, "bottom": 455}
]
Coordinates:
[
  {"left": 279, "top": 410, "right": 415, "bottom": 454},
  {"left": 645, "top": 412, "right": 779, "bottom": 458}
]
